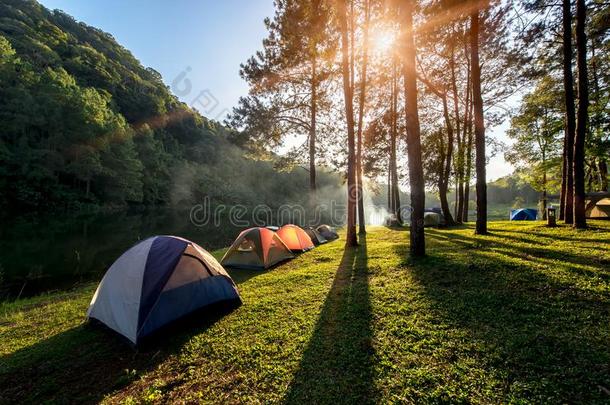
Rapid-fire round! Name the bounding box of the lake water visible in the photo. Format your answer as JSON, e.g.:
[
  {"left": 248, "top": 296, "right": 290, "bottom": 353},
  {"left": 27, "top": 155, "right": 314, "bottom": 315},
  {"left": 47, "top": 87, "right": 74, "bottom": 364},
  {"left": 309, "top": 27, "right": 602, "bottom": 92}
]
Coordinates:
[{"left": 0, "top": 209, "right": 244, "bottom": 300}]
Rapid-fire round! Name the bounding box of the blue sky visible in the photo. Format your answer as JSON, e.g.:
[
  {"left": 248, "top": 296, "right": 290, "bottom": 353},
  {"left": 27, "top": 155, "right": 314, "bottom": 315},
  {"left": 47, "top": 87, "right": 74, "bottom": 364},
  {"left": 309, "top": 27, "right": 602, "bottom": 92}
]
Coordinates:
[
  {"left": 39, "top": 0, "right": 275, "bottom": 121},
  {"left": 39, "top": 0, "right": 513, "bottom": 181}
]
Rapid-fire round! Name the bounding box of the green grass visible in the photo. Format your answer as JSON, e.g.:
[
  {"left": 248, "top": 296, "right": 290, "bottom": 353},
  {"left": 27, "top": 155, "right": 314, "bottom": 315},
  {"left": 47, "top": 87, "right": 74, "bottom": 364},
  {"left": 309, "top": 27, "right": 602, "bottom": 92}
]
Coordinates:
[{"left": 1, "top": 221, "right": 609, "bottom": 403}]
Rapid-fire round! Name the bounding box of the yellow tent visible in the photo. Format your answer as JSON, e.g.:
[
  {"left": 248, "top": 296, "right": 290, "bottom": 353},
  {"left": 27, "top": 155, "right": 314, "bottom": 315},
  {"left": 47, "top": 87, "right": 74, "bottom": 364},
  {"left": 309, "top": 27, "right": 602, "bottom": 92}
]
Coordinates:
[{"left": 586, "top": 197, "right": 610, "bottom": 219}]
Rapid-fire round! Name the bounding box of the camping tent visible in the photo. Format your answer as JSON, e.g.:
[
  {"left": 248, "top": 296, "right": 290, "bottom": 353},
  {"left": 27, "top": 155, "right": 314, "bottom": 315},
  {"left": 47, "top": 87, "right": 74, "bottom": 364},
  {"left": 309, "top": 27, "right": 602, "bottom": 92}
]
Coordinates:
[
  {"left": 423, "top": 212, "right": 442, "bottom": 227},
  {"left": 510, "top": 208, "right": 537, "bottom": 221},
  {"left": 221, "top": 227, "right": 294, "bottom": 270},
  {"left": 586, "top": 198, "right": 610, "bottom": 219},
  {"left": 87, "top": 236, "right": 240, "bottom": 345},
  {"left": 317, "top": 225, "right": 339, "bottom": 241},
  {"left": 277, "top": 224, "right": 315, "bottom": 252},
  {"left": 304, "top": 226, "right": 327, "bottom": 245},
  {"left": 385, "top": 214, "right": 402, "bottom": 227}
]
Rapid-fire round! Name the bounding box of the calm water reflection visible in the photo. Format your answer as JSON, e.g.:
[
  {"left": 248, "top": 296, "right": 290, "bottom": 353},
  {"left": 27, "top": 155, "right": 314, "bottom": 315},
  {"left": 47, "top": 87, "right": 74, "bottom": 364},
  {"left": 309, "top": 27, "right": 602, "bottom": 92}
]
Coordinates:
[{"left": 0, "top": 209, "right": 242, "bottom": 300}]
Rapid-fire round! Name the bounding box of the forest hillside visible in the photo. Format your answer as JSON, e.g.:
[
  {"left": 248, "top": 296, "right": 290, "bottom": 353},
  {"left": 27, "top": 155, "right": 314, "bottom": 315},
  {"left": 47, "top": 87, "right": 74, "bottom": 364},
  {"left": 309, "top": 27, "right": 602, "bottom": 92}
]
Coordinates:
[{"left": 0, "top": 0, "right": 345, "bottom": 213}]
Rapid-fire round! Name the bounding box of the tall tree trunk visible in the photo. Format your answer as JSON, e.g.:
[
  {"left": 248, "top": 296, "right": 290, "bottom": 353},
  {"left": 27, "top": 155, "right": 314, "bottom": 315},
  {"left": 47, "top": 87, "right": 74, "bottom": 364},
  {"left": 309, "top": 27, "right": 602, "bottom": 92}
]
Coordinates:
[
  {"left": 559, "top": 141, "right": 567, "bottom": 220},
  {"left": 450, "top": 40, "right": 464, "bottom": 223},
  {"left": 416, "top": 75, "right": 454, "bottom": 225},
  {"left": 339, "top": 0, "right": 358, "bottom": 246},
  {"left": 350, "top": 0, "right": 355, "bottom": 95},
  {"left": 440, "top": 95, "right": 456, "bottom": 225},
  {"left": 387, "top": 164, "right": 392, "bottom": 211},
  {"left": 437, "top": 130, "right": 446, "bottom": 216},
  {"left": 573, "top": 0, "right": 588, "bottom": 229},
  {"left": 586, "top": 161, "right": 594, "bottom": 192},
  {"left": 309, "top": 57, "right": 317, "bottom": 203},
  {"left": 461, "top": 51, "right": 472, "bottom": 222},
  {"left": 542, "top": 174, "right": 548, "bottom": 220},
  {"left": 393, "top": 176, "right": 402, "bottom": 223},
  {"left": 561, "top": 0, "right": 576, "bottom": 224},
  {"left": 600, "top": 160, "right": 608, "bottom": 191},
  {"left": 452, "top": 158, "right": 457, "bottom": 219},
  {"left": 356, "top": 0, "right": 370, "bottom": 234},
  {"left": 456, "top": 143, "right": 464, "bottom": 222},
  {"left": 463, "top": 114, "right": 473, "bottom": 222},
  {"left": 390, "top": 136, "right": 397, "bottom": 214},
  {"left": 590, "top": 36, "right": 603, "bottom": 193},
  {"left": 390, "top": 89, "right": 397, "bottom": 217},
  {"left": 391, "top": 139, "right": 399, "bottom": 219},
  {"left": 470, "top": 10, "right": 487, "bottom": 235},
  {"left": 542, "top": 150, "right": 548, "bottom": 220},
  {"left": 391, "top": 56, "right": 402, "bottom": 223},
  {"left": 402, "top": 0, "right": 425, "bottom": 257},
  {"left": 452, "top": 178, "right": 456, "bottom": 220}
]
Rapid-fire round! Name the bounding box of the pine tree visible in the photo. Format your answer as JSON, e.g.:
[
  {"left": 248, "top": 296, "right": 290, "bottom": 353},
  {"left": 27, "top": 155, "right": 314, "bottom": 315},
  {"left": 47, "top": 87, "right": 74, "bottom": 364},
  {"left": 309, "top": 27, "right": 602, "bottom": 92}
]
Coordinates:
[
  {"left": 402, "top": 0, "right": 425, "bottom": 257},
  {"left": 471, "top": 7, "right": 488, "bottom": 235},
  {"left": 338, "top": 0, "right": 358, "bottom": 247},
  {"left": 573, "top": 0, "right": 588, "bottom": 229}
]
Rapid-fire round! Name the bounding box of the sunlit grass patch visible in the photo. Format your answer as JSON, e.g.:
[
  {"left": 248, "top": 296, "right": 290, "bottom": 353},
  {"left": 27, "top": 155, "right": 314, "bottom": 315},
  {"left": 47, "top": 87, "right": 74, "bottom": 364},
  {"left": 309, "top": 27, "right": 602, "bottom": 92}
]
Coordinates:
[{"left": 1, "top": 221, "right": 609, "bottom": 403}]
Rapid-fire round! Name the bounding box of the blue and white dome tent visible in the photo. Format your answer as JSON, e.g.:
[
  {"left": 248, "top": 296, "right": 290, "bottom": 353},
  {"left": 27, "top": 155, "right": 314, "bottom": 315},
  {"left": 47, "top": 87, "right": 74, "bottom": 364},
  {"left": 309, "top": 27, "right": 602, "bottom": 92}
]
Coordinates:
[
  {"left": 87, "top": 236, "right": 241, "bottom": 345},
  {"left": 510, "top": 208, "right": 538, "bottom": 221}
]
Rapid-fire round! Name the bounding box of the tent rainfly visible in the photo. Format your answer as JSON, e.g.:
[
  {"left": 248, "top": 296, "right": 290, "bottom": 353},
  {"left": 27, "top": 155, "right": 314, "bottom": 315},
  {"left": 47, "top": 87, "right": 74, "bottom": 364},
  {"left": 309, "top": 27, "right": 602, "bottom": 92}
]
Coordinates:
[
  {"left": 510, "top": 208, "right": 537, "bottom": 221},
  {"left": 87, "top": 236, "right": 241, "bottom": 345},
  {"left": 304, "top": 226, "right": 327, "bottom": 245},
  {"left": 586, "top": 198, "right": 610, "bottom": 219},
  {"left": 221, "top": 227, "right": 294, "bottom": 270},
  {"left": 423, "top": 212, "right": 442, "bottom": 227},
  {"left": 277, "top": 224, "right": 315, "bottom": 252},
  {"left": 316, "top": 225, "right": 339, "bottom": 241}
]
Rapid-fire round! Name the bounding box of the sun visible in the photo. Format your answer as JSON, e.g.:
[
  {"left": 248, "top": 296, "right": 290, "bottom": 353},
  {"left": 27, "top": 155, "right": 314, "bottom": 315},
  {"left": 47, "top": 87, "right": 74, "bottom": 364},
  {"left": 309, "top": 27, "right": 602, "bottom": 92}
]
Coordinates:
[{"left": 370, "top": 29, "right": 395, "bottom": 54}]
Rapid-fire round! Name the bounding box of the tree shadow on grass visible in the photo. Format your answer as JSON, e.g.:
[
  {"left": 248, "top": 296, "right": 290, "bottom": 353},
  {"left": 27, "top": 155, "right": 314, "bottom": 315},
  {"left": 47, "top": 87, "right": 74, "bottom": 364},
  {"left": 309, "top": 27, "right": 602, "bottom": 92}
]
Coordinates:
[
  {"left": 283, "top": 235, "right": 376, "bottom": 404},
  {"left": 490, "top": 225, "right": 610, "bottom": 247},
  {"left": 224, "top": 256, "right": 299, "bottom": 285},
  {"left": 226, "top": 267, "right": 267, "bottom": 284},
  {"left": 0, "top": 300, "right": 240, "bottom": 404},
  {"left": 426, "top": 228, "right": 610, "bottom": 272},
  {"left": 399, "top": 228, "right": 610, "bottom": 402}
]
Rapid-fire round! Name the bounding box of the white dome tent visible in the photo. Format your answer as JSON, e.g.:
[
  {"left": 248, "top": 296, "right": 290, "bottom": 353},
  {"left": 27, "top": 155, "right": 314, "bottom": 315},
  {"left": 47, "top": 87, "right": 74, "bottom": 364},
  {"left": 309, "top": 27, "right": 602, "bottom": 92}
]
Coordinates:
[{"left": 87, "top": 236, "right": 241, "bottom": 344}]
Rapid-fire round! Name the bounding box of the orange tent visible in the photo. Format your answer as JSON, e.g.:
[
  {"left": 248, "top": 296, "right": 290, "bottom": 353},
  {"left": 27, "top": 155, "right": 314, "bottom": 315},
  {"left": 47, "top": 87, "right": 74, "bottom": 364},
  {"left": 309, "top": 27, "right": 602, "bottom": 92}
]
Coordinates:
[
  {"left": 221, "top": 227, "right": 294, "bottom": 270},
  {"left": 277, "top": 224, "right": 315, "bottom": 252}
]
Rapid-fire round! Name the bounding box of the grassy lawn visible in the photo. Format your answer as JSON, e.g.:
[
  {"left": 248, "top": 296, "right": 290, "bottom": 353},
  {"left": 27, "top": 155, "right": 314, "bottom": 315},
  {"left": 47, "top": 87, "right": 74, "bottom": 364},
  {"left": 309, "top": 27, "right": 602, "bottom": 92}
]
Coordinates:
[{"left": 1, "top": 221, "right": 609, "bottom": 403}]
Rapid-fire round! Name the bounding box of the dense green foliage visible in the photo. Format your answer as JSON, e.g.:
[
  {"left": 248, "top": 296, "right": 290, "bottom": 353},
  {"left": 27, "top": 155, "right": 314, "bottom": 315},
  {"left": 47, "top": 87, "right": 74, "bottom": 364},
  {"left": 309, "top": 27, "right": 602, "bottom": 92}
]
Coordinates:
[
  {"left": 506, "top": 75, "right": 564, "bottom": 194},
  {"left": 0, "top": 0, "right": 342, "bottom": 213},
  {"left": 486, "top": 172, "right": 547, "bottom": 206},
  {"left": 1, "top": 222, "right": 609, "bottom": 403},
  {"left": 513, "top": 1, "right": 610, "bottom": 193}
]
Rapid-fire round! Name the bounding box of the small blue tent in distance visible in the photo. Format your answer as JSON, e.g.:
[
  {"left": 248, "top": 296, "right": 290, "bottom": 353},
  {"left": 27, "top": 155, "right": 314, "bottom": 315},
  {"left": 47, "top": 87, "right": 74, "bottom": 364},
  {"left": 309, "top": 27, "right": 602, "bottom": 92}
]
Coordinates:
[
  {"left": 87, "top": 236, "right": 241, "bottom": 344},
  {"left": 510, "top": 208, "right": 537, "bottom": 221}
]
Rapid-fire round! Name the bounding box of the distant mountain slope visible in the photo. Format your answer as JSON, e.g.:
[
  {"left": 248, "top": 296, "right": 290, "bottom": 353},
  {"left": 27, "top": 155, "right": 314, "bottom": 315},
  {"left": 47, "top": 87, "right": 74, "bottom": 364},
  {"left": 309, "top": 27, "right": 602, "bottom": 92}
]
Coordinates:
[
  {"left": 0, "top": 0, "right": 339, "bottom": 212},
  {"left": 1, "top": 0, "right": 186, "bottom": 125}
]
